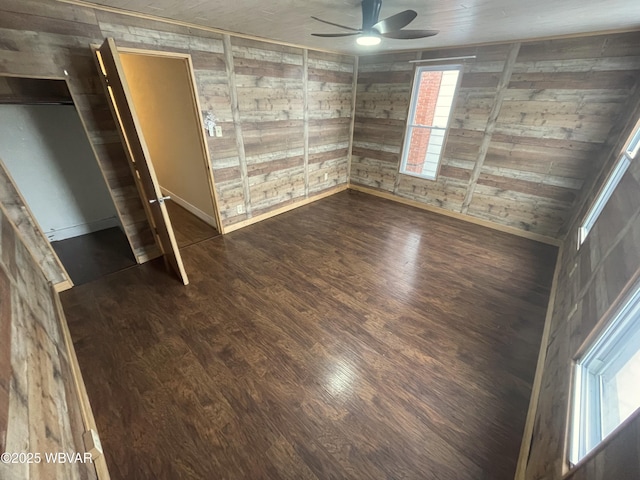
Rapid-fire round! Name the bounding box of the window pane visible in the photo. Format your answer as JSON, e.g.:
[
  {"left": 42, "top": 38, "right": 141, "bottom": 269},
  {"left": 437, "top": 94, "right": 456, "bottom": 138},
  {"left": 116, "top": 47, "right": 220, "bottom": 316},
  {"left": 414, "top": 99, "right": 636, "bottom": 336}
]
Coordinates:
[
  {"left": 403, "top": 127, "right": 445, "bottom": 179},
  {"left": 401, "top": 65, "right": 461, "bottom": 180},
  {"left": 572, "top": 283, "right": 640, "bottom": 464},
  {"left": 601, "top": 347, "right": 640, "bottom": 438}
]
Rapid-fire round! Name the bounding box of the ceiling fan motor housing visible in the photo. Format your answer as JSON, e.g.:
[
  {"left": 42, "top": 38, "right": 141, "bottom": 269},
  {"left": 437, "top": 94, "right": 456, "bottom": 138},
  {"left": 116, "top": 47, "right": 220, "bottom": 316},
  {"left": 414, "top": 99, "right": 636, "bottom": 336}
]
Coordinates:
[{"left": 362, "top": 0, "right": 382, "bottom": 31}]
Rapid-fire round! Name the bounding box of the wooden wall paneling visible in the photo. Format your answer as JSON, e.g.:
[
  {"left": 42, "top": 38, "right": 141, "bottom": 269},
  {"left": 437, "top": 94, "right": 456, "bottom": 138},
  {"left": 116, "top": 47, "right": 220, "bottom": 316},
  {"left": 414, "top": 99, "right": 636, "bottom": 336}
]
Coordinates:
[
  {"left": 184, "top": 54, "right": 225, "bottom": 231},
  {"left": 230, "top": 37, "right": 307, "bottom": 216},
  {"left": 0, "top": 201, "right": 102, "bottom": 479},
  {"left": 461, "top": 42, "right": 521, "bottom": 213},
  {"left": 303, "top": 49, "right": 310, "bottom": 198},
  {"left": 351, "top": 53, "right": 413, "bottom": 192},
  {"left": 353, "top": 31, "right": 640, "bottom": 240},
  {"left": 523, "top": 89, "right": 640, "bottom": 478},
  {"left": 0, "top": 0, "right": 354, "bottom": 242},
  {"left": 347, "top": 56, "right": 359, "bottom": 183},
  {"left": 0, "top": 159, "right": 72, "bottom": 290},
  {"left": 515, "top": 244, "right": 564, "bottom": 479},
  {"left": 223, "top": 34, "right": 251, "bottom": 221},
  {"left": 190, "top": 42, "right": 242, "bottom": 227},
  {"left": 307, "top": 50, "right": 354, "bottom": 195},
  {"left": 0, "top": 264, "right": 9, "bottom": 454},
  {"left": 53, "top": 291, "right": 111, "bottom": 479}
]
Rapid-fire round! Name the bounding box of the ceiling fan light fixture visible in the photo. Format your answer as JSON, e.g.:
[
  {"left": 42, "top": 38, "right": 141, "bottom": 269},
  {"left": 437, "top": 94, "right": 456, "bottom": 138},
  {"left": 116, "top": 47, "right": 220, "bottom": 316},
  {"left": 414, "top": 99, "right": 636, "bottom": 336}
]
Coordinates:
[{"left": 357, "top": 34, "right": 381, "bottom": 46}]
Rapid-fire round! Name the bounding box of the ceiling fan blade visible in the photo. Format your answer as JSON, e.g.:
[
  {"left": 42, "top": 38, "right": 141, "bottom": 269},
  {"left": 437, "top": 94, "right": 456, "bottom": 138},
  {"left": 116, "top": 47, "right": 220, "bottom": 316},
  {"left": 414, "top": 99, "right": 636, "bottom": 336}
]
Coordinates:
[
  {"left": 381, "top": 29, "right": 440, "bottom": 39},
  {"left": 311, "top": 16, "right": 361, "bottom": 32},
  {"left": 311, "top": 32, "right": 362, "bottom": 37},
  {"left": 372, "top": 10, "right": 417, "bottom": 35}
]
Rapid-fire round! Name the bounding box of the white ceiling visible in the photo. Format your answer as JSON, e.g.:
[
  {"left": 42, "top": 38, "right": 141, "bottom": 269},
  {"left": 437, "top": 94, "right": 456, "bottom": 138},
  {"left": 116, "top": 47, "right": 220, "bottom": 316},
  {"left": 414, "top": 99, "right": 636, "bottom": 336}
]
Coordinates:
[{"left": 89, "top": 0, "right": 640, "bottom": 53}]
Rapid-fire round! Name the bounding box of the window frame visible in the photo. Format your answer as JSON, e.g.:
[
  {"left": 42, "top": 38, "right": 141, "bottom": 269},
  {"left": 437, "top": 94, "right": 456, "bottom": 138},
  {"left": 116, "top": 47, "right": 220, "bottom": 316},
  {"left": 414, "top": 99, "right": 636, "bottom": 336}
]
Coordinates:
[
  {"left": 577, "top": 121, "right": 640, "bottom": 248},
  {"left": 570, "top": 282, "right": 640, "bottom": 465},
  {"left": 399, "top": 64, "right": 463, "bottom": 181}
]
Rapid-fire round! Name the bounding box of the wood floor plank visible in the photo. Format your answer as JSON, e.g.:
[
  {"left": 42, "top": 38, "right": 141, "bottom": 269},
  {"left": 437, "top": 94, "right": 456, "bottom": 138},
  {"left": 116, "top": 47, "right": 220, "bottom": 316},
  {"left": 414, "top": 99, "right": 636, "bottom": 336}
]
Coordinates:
[{"left": 61, "top": 190, "right": 557, "bottom": 480}]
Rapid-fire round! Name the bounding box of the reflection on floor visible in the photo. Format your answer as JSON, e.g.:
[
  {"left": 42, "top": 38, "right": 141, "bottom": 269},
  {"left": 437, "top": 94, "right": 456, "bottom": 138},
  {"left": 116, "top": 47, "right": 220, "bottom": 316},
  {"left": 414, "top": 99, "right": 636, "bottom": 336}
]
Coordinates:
[
  {"left": 51, "top": 227, "right": 136, "bottom": 286},
  {"left": 165, "top": 201, "right": 219, "bottom": 248}
]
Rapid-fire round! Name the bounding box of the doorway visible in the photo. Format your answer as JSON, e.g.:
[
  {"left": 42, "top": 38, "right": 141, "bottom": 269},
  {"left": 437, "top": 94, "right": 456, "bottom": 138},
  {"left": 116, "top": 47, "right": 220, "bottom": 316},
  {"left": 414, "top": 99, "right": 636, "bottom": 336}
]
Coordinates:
[
  {"left": 0, "top": 76, "right": 136, "bottom": 286},
  {"left": 95, "top": 40, "right": 222, "bottom": 285},
  {"left": 118, "top": 49, "right": 220, "bottom": 249}
]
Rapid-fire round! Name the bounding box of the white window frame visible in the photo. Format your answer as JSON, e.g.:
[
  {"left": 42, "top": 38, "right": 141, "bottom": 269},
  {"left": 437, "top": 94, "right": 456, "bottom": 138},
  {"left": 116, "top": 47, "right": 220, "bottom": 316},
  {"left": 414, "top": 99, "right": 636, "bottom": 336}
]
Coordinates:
[
  {"left": 399, "top": 65, "right": 462, "bottom": 181},
  {"left": 578, "top": 121, "right": 640, "bottom": 248},
  {"left": 570, "top": 282, "right": 640, "bottom": 465}
]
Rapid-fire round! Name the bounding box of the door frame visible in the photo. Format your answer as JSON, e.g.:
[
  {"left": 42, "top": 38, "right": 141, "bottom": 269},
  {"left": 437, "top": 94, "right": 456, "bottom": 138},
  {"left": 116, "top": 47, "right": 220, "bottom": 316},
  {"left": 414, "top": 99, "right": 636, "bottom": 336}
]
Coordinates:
[
  {"left": 114, "top": 46, "right": 224, "bottom": 233},
  {"left": 96, "top": 38, "right": 190, "bottom": 285}
]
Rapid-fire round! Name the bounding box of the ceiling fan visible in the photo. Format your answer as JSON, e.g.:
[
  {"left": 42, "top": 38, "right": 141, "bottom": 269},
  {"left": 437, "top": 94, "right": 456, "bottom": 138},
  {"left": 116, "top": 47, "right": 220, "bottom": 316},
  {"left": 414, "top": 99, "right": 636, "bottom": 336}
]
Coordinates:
[{"left": 311, "top": 0, "right": 439, "bottom": 46}]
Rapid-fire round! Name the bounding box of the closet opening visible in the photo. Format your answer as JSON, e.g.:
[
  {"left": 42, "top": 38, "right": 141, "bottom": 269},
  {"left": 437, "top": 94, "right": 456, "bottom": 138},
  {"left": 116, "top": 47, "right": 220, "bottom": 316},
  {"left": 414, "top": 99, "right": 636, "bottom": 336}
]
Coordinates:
[{"left": 0, "top": 76, "right": 136, "bottom": 287}]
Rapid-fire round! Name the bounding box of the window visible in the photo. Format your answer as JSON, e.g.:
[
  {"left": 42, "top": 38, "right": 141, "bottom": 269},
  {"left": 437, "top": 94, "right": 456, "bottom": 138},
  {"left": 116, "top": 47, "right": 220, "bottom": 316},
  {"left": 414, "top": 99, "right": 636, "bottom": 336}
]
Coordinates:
[
  {"left": 578, "top": 122, "right": 640, "bottom": 247},
  {"left": 570, "top": 283, "right": 640, "bottom": 465},
  {"left": 399, "top": 65, "right": 462, "bottom": 180}
]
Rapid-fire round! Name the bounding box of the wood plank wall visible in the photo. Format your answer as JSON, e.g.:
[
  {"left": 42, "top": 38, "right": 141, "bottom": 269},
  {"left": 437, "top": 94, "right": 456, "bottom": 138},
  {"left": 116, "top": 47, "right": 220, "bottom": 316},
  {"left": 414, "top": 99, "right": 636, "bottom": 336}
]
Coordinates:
[
  {"left": 0, "top": 203, "right": 98, "bottom": 480},
  {"left": 0, "top": 162, "right": 71, "bottom": 288},
  {"left": 0, "top": 0, "right": 354, "bottom": 258},
  {"left": 523, "top": 92, "right": 640, "bottom": 478},
  {"left": 352, "top": 31, "right": 640, "bottom": 240}
]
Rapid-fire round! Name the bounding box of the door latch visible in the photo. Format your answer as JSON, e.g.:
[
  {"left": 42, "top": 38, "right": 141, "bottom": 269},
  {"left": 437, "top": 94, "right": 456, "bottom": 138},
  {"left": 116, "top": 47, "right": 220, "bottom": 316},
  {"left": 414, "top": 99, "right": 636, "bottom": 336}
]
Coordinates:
[{"left": 149, "top": 195, "right": 171, "bottom": 204}]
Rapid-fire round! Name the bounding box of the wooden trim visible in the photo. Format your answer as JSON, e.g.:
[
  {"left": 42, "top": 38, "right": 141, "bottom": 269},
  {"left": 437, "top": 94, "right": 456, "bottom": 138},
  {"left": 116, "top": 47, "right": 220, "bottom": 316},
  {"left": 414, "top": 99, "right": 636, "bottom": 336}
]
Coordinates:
[
  {"left": 346, "top": 56, "right": 359, "bottom": 182},
  {"left": 114, "top": 46, "right": 191, "bottom": 59},
  {"left": 303, "top": 49, "right": 310, "bottom": 198},
  {"left": 0, "top": 73, "right": 67, "bottom": 81},
  {"left": 98, "top": 38, "right": 190, "bottom": 285},
  {"left": 98, "top": 46, "right": 225, "bottom": 236},
  {"left": 53, "top": 279, "right": 74, "bottom": 293},
  {"left": 393, "top": 51, "right": 421, "bottom": 194},
  {"left": 183, "top": 55, "right": 224, "bottom": 231},
  {"left": 52, "top": 292, "right": 111, "bottom": 480},
  {"left": 461, "top": 42, "right": 520, "bottom": 214},
  {"left": 349, "top": 183, "right": 561, "bottom": 246},
  {"left": 224, "top": 185, "right": 348, "bottom": 233},
  {"left": 222, "top": 34, "right": 252, "bottom": 219},
  {"left": 0, "top": 155, "right": 73, "bottom": 288},
  {"left": 514, "top": 242, "right": 565, "bottom": 479},
  {"left": 56, "top": 0, "right": 349, "bottom": 56},
  {"left": 92, "top": 45, "right": 158, "bottom": 265},
  {"left": 0, "top": 202, "right": 107, "bottom": 476}
]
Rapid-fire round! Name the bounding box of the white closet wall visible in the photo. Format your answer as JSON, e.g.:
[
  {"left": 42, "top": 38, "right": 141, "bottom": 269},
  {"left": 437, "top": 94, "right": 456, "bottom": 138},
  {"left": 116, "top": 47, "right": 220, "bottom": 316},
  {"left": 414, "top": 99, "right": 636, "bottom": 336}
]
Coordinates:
[{"left": 0, "top": 104, "right": 119, "bottom": 241}]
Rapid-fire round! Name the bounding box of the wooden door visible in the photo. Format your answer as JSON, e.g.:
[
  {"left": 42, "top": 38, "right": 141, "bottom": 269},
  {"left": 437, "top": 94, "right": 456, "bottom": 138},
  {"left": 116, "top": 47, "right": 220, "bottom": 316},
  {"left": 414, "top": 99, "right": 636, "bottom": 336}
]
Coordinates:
[{"left": 96, "top": 38, "right": 189, "bottom": 285}]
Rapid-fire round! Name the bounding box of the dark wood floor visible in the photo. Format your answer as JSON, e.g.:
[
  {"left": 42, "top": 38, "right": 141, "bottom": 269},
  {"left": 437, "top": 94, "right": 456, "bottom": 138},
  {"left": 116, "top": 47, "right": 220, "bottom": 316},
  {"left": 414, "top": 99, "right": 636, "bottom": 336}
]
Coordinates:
[
  {"left": 51, "top": 226, "right": 136, "bottom": 286},
  {"left": 61, "top": 191, "right": 557, "bottom": 480},
  {"left": 165, "top": 200, "right": 219, "bottom": 248}
]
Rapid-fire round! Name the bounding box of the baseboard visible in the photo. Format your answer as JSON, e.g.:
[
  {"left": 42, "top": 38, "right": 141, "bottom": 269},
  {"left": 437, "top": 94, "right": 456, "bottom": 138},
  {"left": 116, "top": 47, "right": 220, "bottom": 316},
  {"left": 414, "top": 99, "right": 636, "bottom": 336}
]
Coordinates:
[
  {"left": 223, "top": 184, "right": 348, "bottom": 234},
  {"left": 53, "top": 279, "right": 74, "bottom": 292},
  {"left": 46, "top": 216, "right": 120, "bottom": 242},
  {"left": 160, "top": 187, "right": 217, "bottom": 228},
  {"left": 348, "top": 183, "right": 561, "bottom": 247}
]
